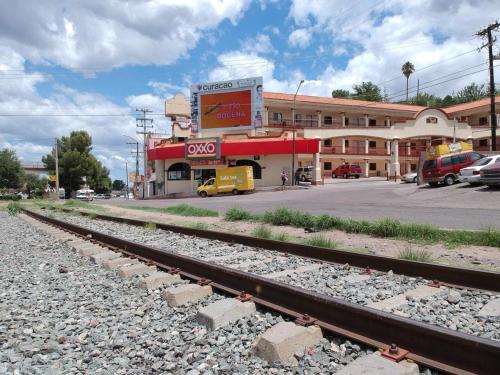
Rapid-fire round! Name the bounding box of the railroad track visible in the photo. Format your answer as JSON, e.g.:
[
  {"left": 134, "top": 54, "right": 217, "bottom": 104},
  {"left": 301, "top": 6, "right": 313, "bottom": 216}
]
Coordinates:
[{"left": 22, "top": 208, "right": 500, "bottom": 374}]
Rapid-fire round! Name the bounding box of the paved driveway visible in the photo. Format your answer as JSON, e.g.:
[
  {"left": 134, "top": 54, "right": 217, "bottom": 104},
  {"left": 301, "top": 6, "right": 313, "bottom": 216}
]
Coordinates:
[{"left": 103, "top": 179, "right": 500, "bottom": 230}]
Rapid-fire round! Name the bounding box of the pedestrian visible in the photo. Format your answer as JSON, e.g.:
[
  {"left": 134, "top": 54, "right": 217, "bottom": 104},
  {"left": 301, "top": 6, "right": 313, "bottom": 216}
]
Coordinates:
[
  {"left": 281, "top": 170, "right": 288, "bottom": 190},
  {"left": 295, "top": 169, "right": 300, "bottom": 185}
]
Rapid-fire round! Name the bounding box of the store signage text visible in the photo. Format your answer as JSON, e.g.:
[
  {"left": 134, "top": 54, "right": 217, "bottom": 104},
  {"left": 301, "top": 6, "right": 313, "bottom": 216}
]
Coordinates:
[{"left": 185, "top": 138, "right": 220, "bottom": 159}]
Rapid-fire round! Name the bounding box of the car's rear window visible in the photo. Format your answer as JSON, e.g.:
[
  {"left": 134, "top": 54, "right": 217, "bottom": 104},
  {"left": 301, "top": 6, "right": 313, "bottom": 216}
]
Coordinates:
[
  {"left": 351, "top": 164, "right": 361, "bottom": 168},
  {"left": 472, "top": 157, "right": 492, "bottom": 167},
  {"left": 423, "top": 160, "right": 437, "bottom": 169}
]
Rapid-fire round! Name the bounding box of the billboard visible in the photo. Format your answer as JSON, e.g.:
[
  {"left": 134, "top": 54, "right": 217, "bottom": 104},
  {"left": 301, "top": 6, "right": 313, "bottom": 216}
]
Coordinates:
[
  {"left": 185, "top": 137, "right": 220, "bottom": 159},
  {"left": 191, "top": 77, "right": 263, "bottom": 132}
]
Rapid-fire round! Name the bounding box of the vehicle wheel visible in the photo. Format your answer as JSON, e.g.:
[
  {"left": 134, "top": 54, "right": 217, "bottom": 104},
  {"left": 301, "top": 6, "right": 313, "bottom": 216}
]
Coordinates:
[
  {"left": 333, "top": 174, "right": 336, "bottom": 178},
  {"left": 444, "top": 175, "right": 455, "bottom": 186},
  {"left": 355, "top": 175, "right": 360, "bottom": 179},
  {"left": 200, "top": 191, "right": 207, "bottom": 198},
  {"left": 428, "top": 182, "right": 439, "bottom": 187},
  {"left": 301, "top": 175, "right": 306, "bottom": 182},
  {"left": 412, "top": 176, "right": 417, "bottom": 183},
  {"left": 232, "top": 189, "right": 239, "bottom": 195},
  {"left": 343, "top": 174, "right": 347, "bottom": 179}
]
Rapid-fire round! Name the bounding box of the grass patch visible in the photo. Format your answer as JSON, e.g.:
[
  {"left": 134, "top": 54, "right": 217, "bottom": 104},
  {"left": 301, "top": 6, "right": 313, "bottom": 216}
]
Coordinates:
[
  {"left": 63, "top": 199, "right": 106, "bottom": 211},
  {"left": 128, "top": 204, "right": 218, "bottom": 217},
  {"left": 7, "top": 202, "right": 21, "bottom": 216},
  {"left": 88, "top": 213, "right": 97, "bottom": 220},
  {"left": 225, "top": 207, "right": 258, "bottom": 221},
  {"left": 398, "top": 247, "right": 433, "bottom": 262},
  {"left": 224, "top": 207, "right": 500, "bottom": 248},
  {"left": 187, "top": 222, "right": 209, "bottom": 230},
  {"left": 272, "top": 232, "right": 289, "bottom": 241},
  {"left": 303, "top": 234, "right": 338, "bottom": 249},
  {"left": 144, "top": 222, "right": 157, "bottom": 230},
  {"left": 253, "top": 225, "right": 273, "bottom": 239}
]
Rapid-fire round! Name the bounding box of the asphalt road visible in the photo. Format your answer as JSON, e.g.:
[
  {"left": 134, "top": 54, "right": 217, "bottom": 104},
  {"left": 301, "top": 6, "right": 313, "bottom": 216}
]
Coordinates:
[{"left": 102, "top": 179, "right": 500, "bottom": 230}]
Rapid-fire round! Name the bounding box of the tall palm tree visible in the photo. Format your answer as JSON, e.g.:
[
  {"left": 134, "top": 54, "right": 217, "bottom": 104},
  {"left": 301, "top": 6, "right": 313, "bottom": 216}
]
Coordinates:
[{"left": 401, "top": 61, "right": 415, "bottom": 102}]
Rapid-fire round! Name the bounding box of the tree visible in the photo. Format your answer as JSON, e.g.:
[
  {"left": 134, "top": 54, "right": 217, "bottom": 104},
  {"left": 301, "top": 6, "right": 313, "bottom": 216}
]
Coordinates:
[
  {"left": 405, "top": 92, "right": 442, "bottom": 107},
  {"left": 401, "top": 61, "right": 415, "bottom": 102},
  {"left": 453, "top": 82, "right": 488, "bottom": 104},
  {"left": 352, "top": 81, "right": 383, "bottom": 102},
  {"left": 42, "top": 130, "right": 111, "bottom": 194},
  {"left": 112, "top": 179, "right": 126, "bottom": 191},
  {"left": 332, "top": 89, "right": 350, "bottom": 98},
  {"left": 0, "top": 149, "right": 25, "bottom": 189},
  {"left": 25, "top": 174, "right": 48, "bottom": 198},
  {"left": 440, "top": 95, "right": 456, "bottom": 108}
]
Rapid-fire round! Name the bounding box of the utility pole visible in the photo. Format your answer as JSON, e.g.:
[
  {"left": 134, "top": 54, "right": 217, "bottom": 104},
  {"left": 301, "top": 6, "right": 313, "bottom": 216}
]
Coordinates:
[
  {"left": 477, "top": 21, "right": 499, "bottom": 151},
  {"left": 126, "top": 141, "right": 140, "bottom": 198},
  {"left": 136, "top": 108, "right": 153, "bottom": 198},
  {"left": 54, "top": 138, "right": 60, "bottom": 200},
  {"left": 125, "top": 161, "right": 129, "bottom": 199}
]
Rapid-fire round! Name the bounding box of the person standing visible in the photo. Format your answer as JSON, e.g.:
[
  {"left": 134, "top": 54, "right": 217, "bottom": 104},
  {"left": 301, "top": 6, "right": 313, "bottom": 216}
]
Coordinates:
[{"left": 281, "top": 170, "right": 288, "bottom": 190}]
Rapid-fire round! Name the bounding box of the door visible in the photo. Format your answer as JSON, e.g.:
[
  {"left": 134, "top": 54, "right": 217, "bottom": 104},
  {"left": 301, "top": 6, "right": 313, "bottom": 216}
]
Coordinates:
[{"left": 204, "top": 179, "right": 217, "bottom": 195}]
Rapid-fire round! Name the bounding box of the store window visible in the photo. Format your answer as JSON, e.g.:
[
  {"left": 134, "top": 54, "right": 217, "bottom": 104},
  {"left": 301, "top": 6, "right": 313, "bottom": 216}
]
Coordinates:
[
  {"left": 235, "top": 160, "right": 262, "bottom": 179},
  {"left": 369, "top": 163, "right": 377, "bottom": 171},
  {"left": 167, "top": 163, "right": 191, "bottom": 180},
  {"left": 479, "top": 139, "right": 488, "bottom": 147},
  {"left": 324, "top": 116, "right": 333, "bottom": 125},
  {"left": 324, "top": 162, "right": 332, "bottom": 170},
  {"left": 324, "top": 139, "right": 332, "bottom": 147},
  {"left": 369, "top": 119, "right": 377, "bottom": 126}
]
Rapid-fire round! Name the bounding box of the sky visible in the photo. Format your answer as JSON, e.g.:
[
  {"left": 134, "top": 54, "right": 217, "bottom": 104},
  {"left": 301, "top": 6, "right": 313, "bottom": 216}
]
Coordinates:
[{"left": 0, "top": 0, "right": 499, "bottom": 182}]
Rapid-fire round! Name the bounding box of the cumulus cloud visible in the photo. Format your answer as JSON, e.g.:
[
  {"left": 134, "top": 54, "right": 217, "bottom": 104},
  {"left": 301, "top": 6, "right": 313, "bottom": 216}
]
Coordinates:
[
  {"left": 288, "top": 28, "right": 312, "bottom": 48},
  {"left": 0, "top": 0, "right": 252, "bottom": 73},
  {"left": 241, "top": 34, "right": 275, "bottom": 54}
]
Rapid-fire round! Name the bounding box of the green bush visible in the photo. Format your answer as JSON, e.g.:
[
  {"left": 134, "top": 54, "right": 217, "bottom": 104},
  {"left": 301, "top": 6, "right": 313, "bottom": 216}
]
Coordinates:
[
  {"left": 303, "top": 234, "right": 337, "bottom": 249},
  {"left": 7, "top": 202, "right": 21, "bottom": 216},
  {"left": 253, "top": 225, "right": 273, "bottom": 239},
  {"left": 0, "top": 195, "right": 21, "bottom": 201},
  {"left": 398, "top": 247, "right": 433, "bottom": 262},
  {"left": 225, "top": 207, "right": 257, "bottom": 221},
  {"left": 89, "top": 213, "right": 97, "bottom": 220},
  {"left": 272, "top": 232, "right": 289, "bottom": 241},
  {"left": 129, "top": 204, "right": 218, "bottom": 217}
]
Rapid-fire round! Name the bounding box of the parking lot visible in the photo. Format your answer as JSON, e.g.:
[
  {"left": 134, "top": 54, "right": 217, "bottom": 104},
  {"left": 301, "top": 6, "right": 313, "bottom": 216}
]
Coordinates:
[{"left": 102, "top": 179, "right": 500, "bottom": 231}]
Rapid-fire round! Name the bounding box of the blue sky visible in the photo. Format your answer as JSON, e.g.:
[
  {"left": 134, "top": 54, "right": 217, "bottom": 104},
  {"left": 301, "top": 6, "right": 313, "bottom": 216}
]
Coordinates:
[{"left": 0, "top": 0, "right": 498, "bottom": 182}]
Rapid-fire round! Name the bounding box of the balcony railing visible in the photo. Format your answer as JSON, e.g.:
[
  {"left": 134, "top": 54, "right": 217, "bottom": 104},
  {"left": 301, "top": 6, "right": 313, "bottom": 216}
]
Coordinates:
[
  {"left": 322, "top": 147, "right": 389, "bottom": 156},
  {"left": 267, "top": 118, "right": 318, "bottom": 127}
]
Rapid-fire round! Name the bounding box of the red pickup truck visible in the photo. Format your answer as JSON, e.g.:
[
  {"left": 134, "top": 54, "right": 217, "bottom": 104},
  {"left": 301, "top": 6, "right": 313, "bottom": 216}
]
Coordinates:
[{"left": 332, "top": 163, "right": 362, "bottom": 178}]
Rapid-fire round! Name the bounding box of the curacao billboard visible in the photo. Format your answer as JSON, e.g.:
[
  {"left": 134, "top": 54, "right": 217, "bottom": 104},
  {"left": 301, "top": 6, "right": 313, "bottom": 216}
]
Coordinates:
[{"left": 190, "top": 77, "right": 263, "bottom": 132}]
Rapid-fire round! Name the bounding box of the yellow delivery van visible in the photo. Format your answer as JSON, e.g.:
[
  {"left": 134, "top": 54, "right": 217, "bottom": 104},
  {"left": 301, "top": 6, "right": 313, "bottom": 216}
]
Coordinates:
[{"left": 198, "top": 166, "right": 254, "bottom": 197}]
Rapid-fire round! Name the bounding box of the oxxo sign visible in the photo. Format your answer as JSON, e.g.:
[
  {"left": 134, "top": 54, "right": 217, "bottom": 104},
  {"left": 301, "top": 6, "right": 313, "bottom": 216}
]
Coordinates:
[{"left": 185, "top": 137, "right": 220, "bottom": 159}]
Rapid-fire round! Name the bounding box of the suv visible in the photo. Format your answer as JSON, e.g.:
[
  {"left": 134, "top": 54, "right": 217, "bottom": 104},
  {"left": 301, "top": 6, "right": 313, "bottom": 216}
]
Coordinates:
[
  {"left": 295, "top": 166, "right": 313, "bottom": 182},
  {"left": 333, "top": 163, "right": 362, "bottom": 178},
  {"left": 422, "top": 151, "right": 484, "bottom": 186}
]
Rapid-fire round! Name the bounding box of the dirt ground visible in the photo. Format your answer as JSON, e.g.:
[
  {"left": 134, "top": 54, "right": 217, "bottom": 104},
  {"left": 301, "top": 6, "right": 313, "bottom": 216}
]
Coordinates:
[{"left": 45, "top": 201, "right": 500, "bottom": 273}]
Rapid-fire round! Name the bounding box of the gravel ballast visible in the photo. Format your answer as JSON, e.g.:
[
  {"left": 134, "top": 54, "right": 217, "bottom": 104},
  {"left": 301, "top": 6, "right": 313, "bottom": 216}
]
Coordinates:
[{"left": 1, "top": 212, "right": 377, "bottom": 374}]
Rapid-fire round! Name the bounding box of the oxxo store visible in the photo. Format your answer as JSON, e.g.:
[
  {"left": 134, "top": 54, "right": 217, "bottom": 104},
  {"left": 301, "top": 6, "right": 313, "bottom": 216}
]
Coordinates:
[{"left": 148, "top": 135, "right": 321, "bottom": 195}]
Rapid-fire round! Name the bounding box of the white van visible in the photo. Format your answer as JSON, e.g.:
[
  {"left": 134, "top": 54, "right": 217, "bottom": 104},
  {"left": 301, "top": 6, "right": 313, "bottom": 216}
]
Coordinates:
[
  {"left": 58, "top": 188, "right": 66, "bottom": 199},
  {"left": 76, "top": 189, "right": 94, "bottom": 201}
]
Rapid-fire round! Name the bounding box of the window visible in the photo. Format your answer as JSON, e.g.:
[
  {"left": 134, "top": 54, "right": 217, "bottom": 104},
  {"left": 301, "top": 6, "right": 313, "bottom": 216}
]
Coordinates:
[
  {"left": 167, "top": 163, "right": 191, "bottom": 180},
  {"left": 273, "top": 112, "right": 282, "bottom": 121},
  {"left": 426, "top": 117, "right": 438, "bottom": 124},
  {"left": 451, "top": 154, "right": 466, "bottom": 165},
  {"left": 345, "top": 140, "right": 350, "bottom": 147},
  {"left": 479, "top": 139, "right": 488, "bottom": 147},
  {"left": 324, "top": 162, "right": 332, "bottom": 170},
  {"left": 369, "top": 163, "right": 377, "bottom": 171},
  {"left": 423, "top": 160, "right": 437, "bottom": 169},
  {"left": 441, "top": 157, "right": 452, "bottom": 167},
  {"left": 369, "top": 119, "right": 377, "bottom": 126},
  {"left": 324, "top": 116, "right": 333, "bottom": 125},
  {"left": 324, "top": 139, "right": 332, "bottom": 147},
  {"left": 235, "top": 159, "right": 262, "bottom": 179},
  {"left": 369, "top": 141, "right": 376, "bottom": 148},
  {"left": 479, "top": 117, "right": 488, "bottom": 125},
  {"left": 345, "top": 118, "right": 349, "bottom": 126},
  {"left": 295, "top": 114, "right": 302, "bottom": 123},
  {"left": 411, "top": 164, "right": 417, "bottom": 171},
  {"left": 470, "top": 152, "right": 483, "bottom": 161}
]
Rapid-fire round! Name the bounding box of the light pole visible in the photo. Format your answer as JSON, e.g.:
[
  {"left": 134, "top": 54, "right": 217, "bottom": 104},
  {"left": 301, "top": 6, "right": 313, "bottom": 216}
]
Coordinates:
[
  {"left": 125, "top": 161, "right": 129, "bottom": 199},
  {"left": 291, "top": 79, "right": 304, "bottom": 186},
  {"left": 123, "top": 134, "right": 140, "bottom": 199}
]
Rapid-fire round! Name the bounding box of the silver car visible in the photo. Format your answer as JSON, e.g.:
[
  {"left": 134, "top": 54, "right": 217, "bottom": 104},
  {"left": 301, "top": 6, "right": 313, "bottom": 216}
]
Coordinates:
[
  {"left": 401, "top": 171, "right": 417, "bottom": 183},
  {"left": 459, "top": 155, "right": 500, "bottom": 185}
]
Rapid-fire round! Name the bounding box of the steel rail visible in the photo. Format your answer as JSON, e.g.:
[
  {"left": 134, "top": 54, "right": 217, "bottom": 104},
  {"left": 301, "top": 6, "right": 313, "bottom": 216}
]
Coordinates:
[
  {"left": 55, "top": 207, "right": 500, "bottom": 292},
  {"left": 24, "top": 208, "right": 500, "bottom": 375}
]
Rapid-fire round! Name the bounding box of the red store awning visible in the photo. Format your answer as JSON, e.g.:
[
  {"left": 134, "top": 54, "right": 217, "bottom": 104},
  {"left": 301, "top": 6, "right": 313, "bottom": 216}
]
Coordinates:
[{"left": 148, "top": 137, "right": 320, "bottom": 161}]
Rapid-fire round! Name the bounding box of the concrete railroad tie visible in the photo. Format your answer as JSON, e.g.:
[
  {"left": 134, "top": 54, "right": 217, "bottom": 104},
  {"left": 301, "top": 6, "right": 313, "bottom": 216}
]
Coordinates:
[
  {"left": 138, "top": 272, "right": 181, "bottom": 290},
  {"left": 196, "top": 298, "right": 256, "bottom": 330},
  {"left": 102, "top": 257, "right": 139, "bottom": 270},
  {"left": 335, "top": 353, "right": 419, "bottom": 375},
  {"left": 163, "top": 284, "right": 213, "bottom": 307},
  {"left": 90, "top": 251, "right": 122, "bottom": 264},
  {"left": 78, "top": 246, "right": 107, "bottom": 256},
  {"left": 117, "top": 263, "right": 156, "bottom": 278},
  {"left": 252, "top": 321, "right": 323, "bottom": 366}
]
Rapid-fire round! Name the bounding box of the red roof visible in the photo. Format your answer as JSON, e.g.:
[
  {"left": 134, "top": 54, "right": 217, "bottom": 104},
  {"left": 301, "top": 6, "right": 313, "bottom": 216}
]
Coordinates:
[
  {"left": 442, "top": 96, "right": 500, "bottom": 114},
  {"left": 264, "top": 92, "right": 425, "bottom": 112},
  {"left": 148, "top": 137, "right": 320, "bottom": 161}
]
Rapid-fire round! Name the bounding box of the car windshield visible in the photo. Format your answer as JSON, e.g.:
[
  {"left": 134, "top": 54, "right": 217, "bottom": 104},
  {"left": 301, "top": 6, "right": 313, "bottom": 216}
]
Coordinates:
[
  {"left": 351, "top": 164, "right": 360, "bottom": 168},
  {"left": 423, "top": 159, "right": 437, "bottom": 169},
  {"left": 471, "top": 157, "right": 492, "bottom": 167}
]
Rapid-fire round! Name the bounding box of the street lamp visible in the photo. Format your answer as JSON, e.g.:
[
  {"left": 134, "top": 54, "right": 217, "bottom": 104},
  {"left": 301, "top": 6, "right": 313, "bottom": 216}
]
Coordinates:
[{"left": 291, "top": 79, "right": 304, "bottom": 186}]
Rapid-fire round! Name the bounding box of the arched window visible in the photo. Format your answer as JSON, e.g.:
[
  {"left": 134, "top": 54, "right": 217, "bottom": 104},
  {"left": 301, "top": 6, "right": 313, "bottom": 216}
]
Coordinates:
[
  {"left": 235, "top": 159, "right": 262, "bottom": 179},
  {"left": 167, "top": 163, "right": 190, "bottom": 180}
]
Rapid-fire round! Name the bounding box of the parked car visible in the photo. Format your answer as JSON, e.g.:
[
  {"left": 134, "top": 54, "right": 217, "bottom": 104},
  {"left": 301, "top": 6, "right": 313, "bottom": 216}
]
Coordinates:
[
  {"left": 332, "top": 163, "right": 362, "bottom": 179},
  {"left": 422, "top": 151, "right": 485, "bottom": 186},
  {"left": 295, "top": 166, "right": 313, "bottom": 182},
  {"left": 479, "top": 160, "right": 500, "bottom": 187},
  {"left": 401, "top": 171, "right": 417, "bottom": 183},
  {"left": 95, "top": 193, "right": 105, "bottom": 199},
  {"left": 458, "top": 155, "right": 500, "bottom": 185}
]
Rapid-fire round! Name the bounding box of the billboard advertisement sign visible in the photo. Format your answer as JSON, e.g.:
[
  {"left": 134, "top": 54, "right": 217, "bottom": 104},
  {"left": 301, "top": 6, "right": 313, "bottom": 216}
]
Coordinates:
[
  {"left": 190, "top": 77, "right": 263, "bottom": 132},
  {"left": 185, "top": 137, "right": 220, "bottom": 159}
]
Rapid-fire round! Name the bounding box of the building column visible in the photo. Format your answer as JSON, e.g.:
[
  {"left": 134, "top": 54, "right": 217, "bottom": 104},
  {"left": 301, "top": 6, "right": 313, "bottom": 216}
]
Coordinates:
[
  {"left": 365, "top": 139, "right": 369, "bottom": 154},
  {"left": 365, "top": 114, "right": 369, "bottom": 127},
  {"left": 190, "top": 169, "right": 196, "bottom": 192},
  {"left": 341, "top": 138, "right": 346, "bottom": 154},
  {"left": 386, "top": 140, "right": 391, "bottom": 155},
  {"left": 316, "top": 111, "right": 322, "bottom": 128},
  {"left": 311, "top": 152, "right": 323, "bottom": 185},
  {"left": 390, "top": 138, "right": 400, "bottom": 177},
  {"left": 385, "top": 116, "right": 391, "bottom": 127},
  {"left": 264, "top": 106, "right": 269, "bottom": 126},
  {"left": 341, "top": 112, "right": 346, "bottom": 127},
  {"left": 406, "top": 161, "right": 412, "bottom": 174},
  {"left": 406, "top": 142, "right": 411, "bottom": 156},
  {"left": 364, "top": 159, "right": 369, "bottom": 178},
  {"left": 386, "top": 160, "right": 391, "bottom": 176}
]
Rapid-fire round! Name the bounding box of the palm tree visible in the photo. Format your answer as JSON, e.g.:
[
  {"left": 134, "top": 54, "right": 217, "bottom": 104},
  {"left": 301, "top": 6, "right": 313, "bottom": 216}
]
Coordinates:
[{"left": 401, "top": 61, "right": 415, "bottom": 102}]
